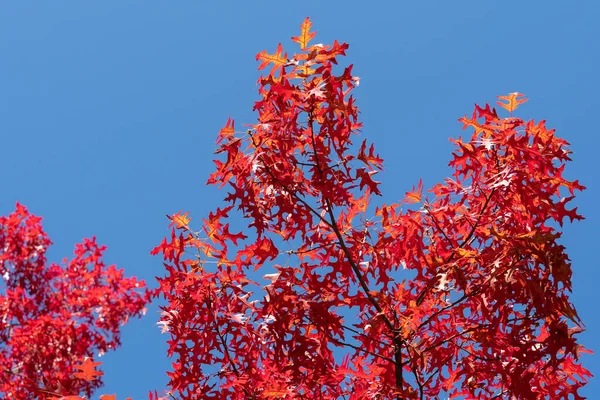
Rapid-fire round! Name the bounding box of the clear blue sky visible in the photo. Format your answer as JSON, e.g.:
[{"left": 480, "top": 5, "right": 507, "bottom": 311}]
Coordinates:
[{"left": 1, "top": 1, "right": 597, "bottom": 398}]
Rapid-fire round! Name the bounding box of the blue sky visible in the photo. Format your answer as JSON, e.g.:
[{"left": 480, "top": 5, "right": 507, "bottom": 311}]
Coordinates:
[{"left": 1, "top": 1, "right": 597, "bottom": 398}]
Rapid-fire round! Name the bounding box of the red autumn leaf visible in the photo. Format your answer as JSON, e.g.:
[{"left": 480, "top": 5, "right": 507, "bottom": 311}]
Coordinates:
[
  {"left": 356, "top": 167, "right": 382, "bottom": 195},
  {"left": 357, "top": 139, "right": 384, "bottom": 170},
  {"left": 221, "top": 223, "right": 248, "bottom": 245},
  {"left": 459, "top": 109, "right": 497, "bottom": 136},
  {"left": 216, "top": 117, "right": 236, "bottom": 150}
]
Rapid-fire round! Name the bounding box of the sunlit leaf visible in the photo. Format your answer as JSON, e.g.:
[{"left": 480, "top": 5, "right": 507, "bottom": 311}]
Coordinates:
[
  {"left": 291, "top": 17, "right": 317, "bottom": 50},
  {"left": 497, "top": 92, "right": 528, "bottom": 112}
]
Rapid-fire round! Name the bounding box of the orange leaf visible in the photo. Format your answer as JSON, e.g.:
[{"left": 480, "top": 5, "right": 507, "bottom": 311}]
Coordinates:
[
  {"left": 100, "top": 395, "right": 117, "bottom": 400},
  {"left": 455, "top": 248, "right": 477, "bottom": 259},
  {"left": 256, "top": 43, "right": 287, "bottom": 76},
  {"left": 405, "top": 179, "right": 423, "bottom": 204},
  {"left": 263, "top": 388, "right": 289, "bottom": 398},
  {"left": 73, "top": 358, "right": 103, "bottom": 381},
  {"left": 496, "top": 92, "right": 528, "bottom": 113},
  {"left": 459, "top": 110, "right": 496, "bottom": 136},
  {"left": 169, "top": 211, "right": 191, "bottom": 230},
  {"left": 291, "top": 17, "right": 316, "bottom": 50},
  {"left": 216, "top": 118, "right": 235, "bottom": 145}
]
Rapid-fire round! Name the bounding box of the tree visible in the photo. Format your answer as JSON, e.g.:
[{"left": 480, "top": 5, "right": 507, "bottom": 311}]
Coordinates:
[
  {"left": 150, "top": 18, "right": 591, "bottom": 399},
  {"left": 0, "top": 203, "right": 152, "bottom": 399},
  {"left": 12, "top": 17, "right": 591, "bottom": 399}
]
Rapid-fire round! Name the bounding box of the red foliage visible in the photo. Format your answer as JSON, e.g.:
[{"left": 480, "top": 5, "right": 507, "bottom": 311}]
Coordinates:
[
  {"left": 149, "top": 18, "right": 591, "bottom": 399},
  {"left": 6, "top": 18, "right": 591, "bottom": 400},
  {"left": 0, "top": 203, "right": 151, "bottom": 399}
]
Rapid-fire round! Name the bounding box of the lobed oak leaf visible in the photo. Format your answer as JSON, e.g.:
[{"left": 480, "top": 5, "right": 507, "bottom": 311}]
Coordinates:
[
  {"left": 564, "top": 179, "right": 586, "bottom": 196},
  {"left": 357, "top": 139, "right": 383, "bottom": 169},
  {"left": 405, "top": 179, "right": 423, "bottom": 203},
  {"left": 256, "top": 43, "right": 287, "bottom": 76},
  {"left": 476, "top": 103, "right": 499, "bottom": 121},
  {"left": 560, "top": 301, "right": 584, "bottom": 327},
  {"left": 236, "top": 237, "right": 278, "bottom": 270},
  {"left": 168, "top": 211, "right": 191, "bottom": 230},
  {"left": 291, "top": 17, "right": 317, "bottom": 50},
  {"left": 217, "top": 117, "right": 235, "bottom": 144},
  {"left": 497, "top": 92, "right": 528, "bottom": 113},
  {"left": 344, "top": 192, "right": 370, "bottom": 226},
  {"left": 73, "top": 358, "right": 103, "bottom": 381},
  {"left": 356, "top": 167, "right": 382, "bottom": 195},
  {"left": 459, "top": 110, "right": 496, "bottom": 136},
  {"left": 221, "top": 223, "right": 248, "bottom": 245}
]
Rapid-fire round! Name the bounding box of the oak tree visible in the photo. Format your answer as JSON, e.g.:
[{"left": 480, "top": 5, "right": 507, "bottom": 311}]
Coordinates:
[
  {"left": 0, "top": 204, "right": 152, "bottom": 399},
  {"left": 151, "top": 18, "right": 591, "bottom": 399}
]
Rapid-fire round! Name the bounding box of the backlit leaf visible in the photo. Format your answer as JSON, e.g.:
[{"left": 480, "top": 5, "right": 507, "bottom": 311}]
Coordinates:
[
  {"left": 497, "top": 92, "right": 528, "bottom": 112},
  {"left": 168, "top": 211, "right": 191, "bottom": 230},
  {"left": 405, "top": 179, "right": 423, "bottom": 203},
  {"left": 256, "top": 43, "right": 287, "bottom": 76},
  {"left": 291, "top": 17, "right": 317, "bottom": 50},
  {"left": 73, "top": 358, "right": 103, "bottom": 381}
]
